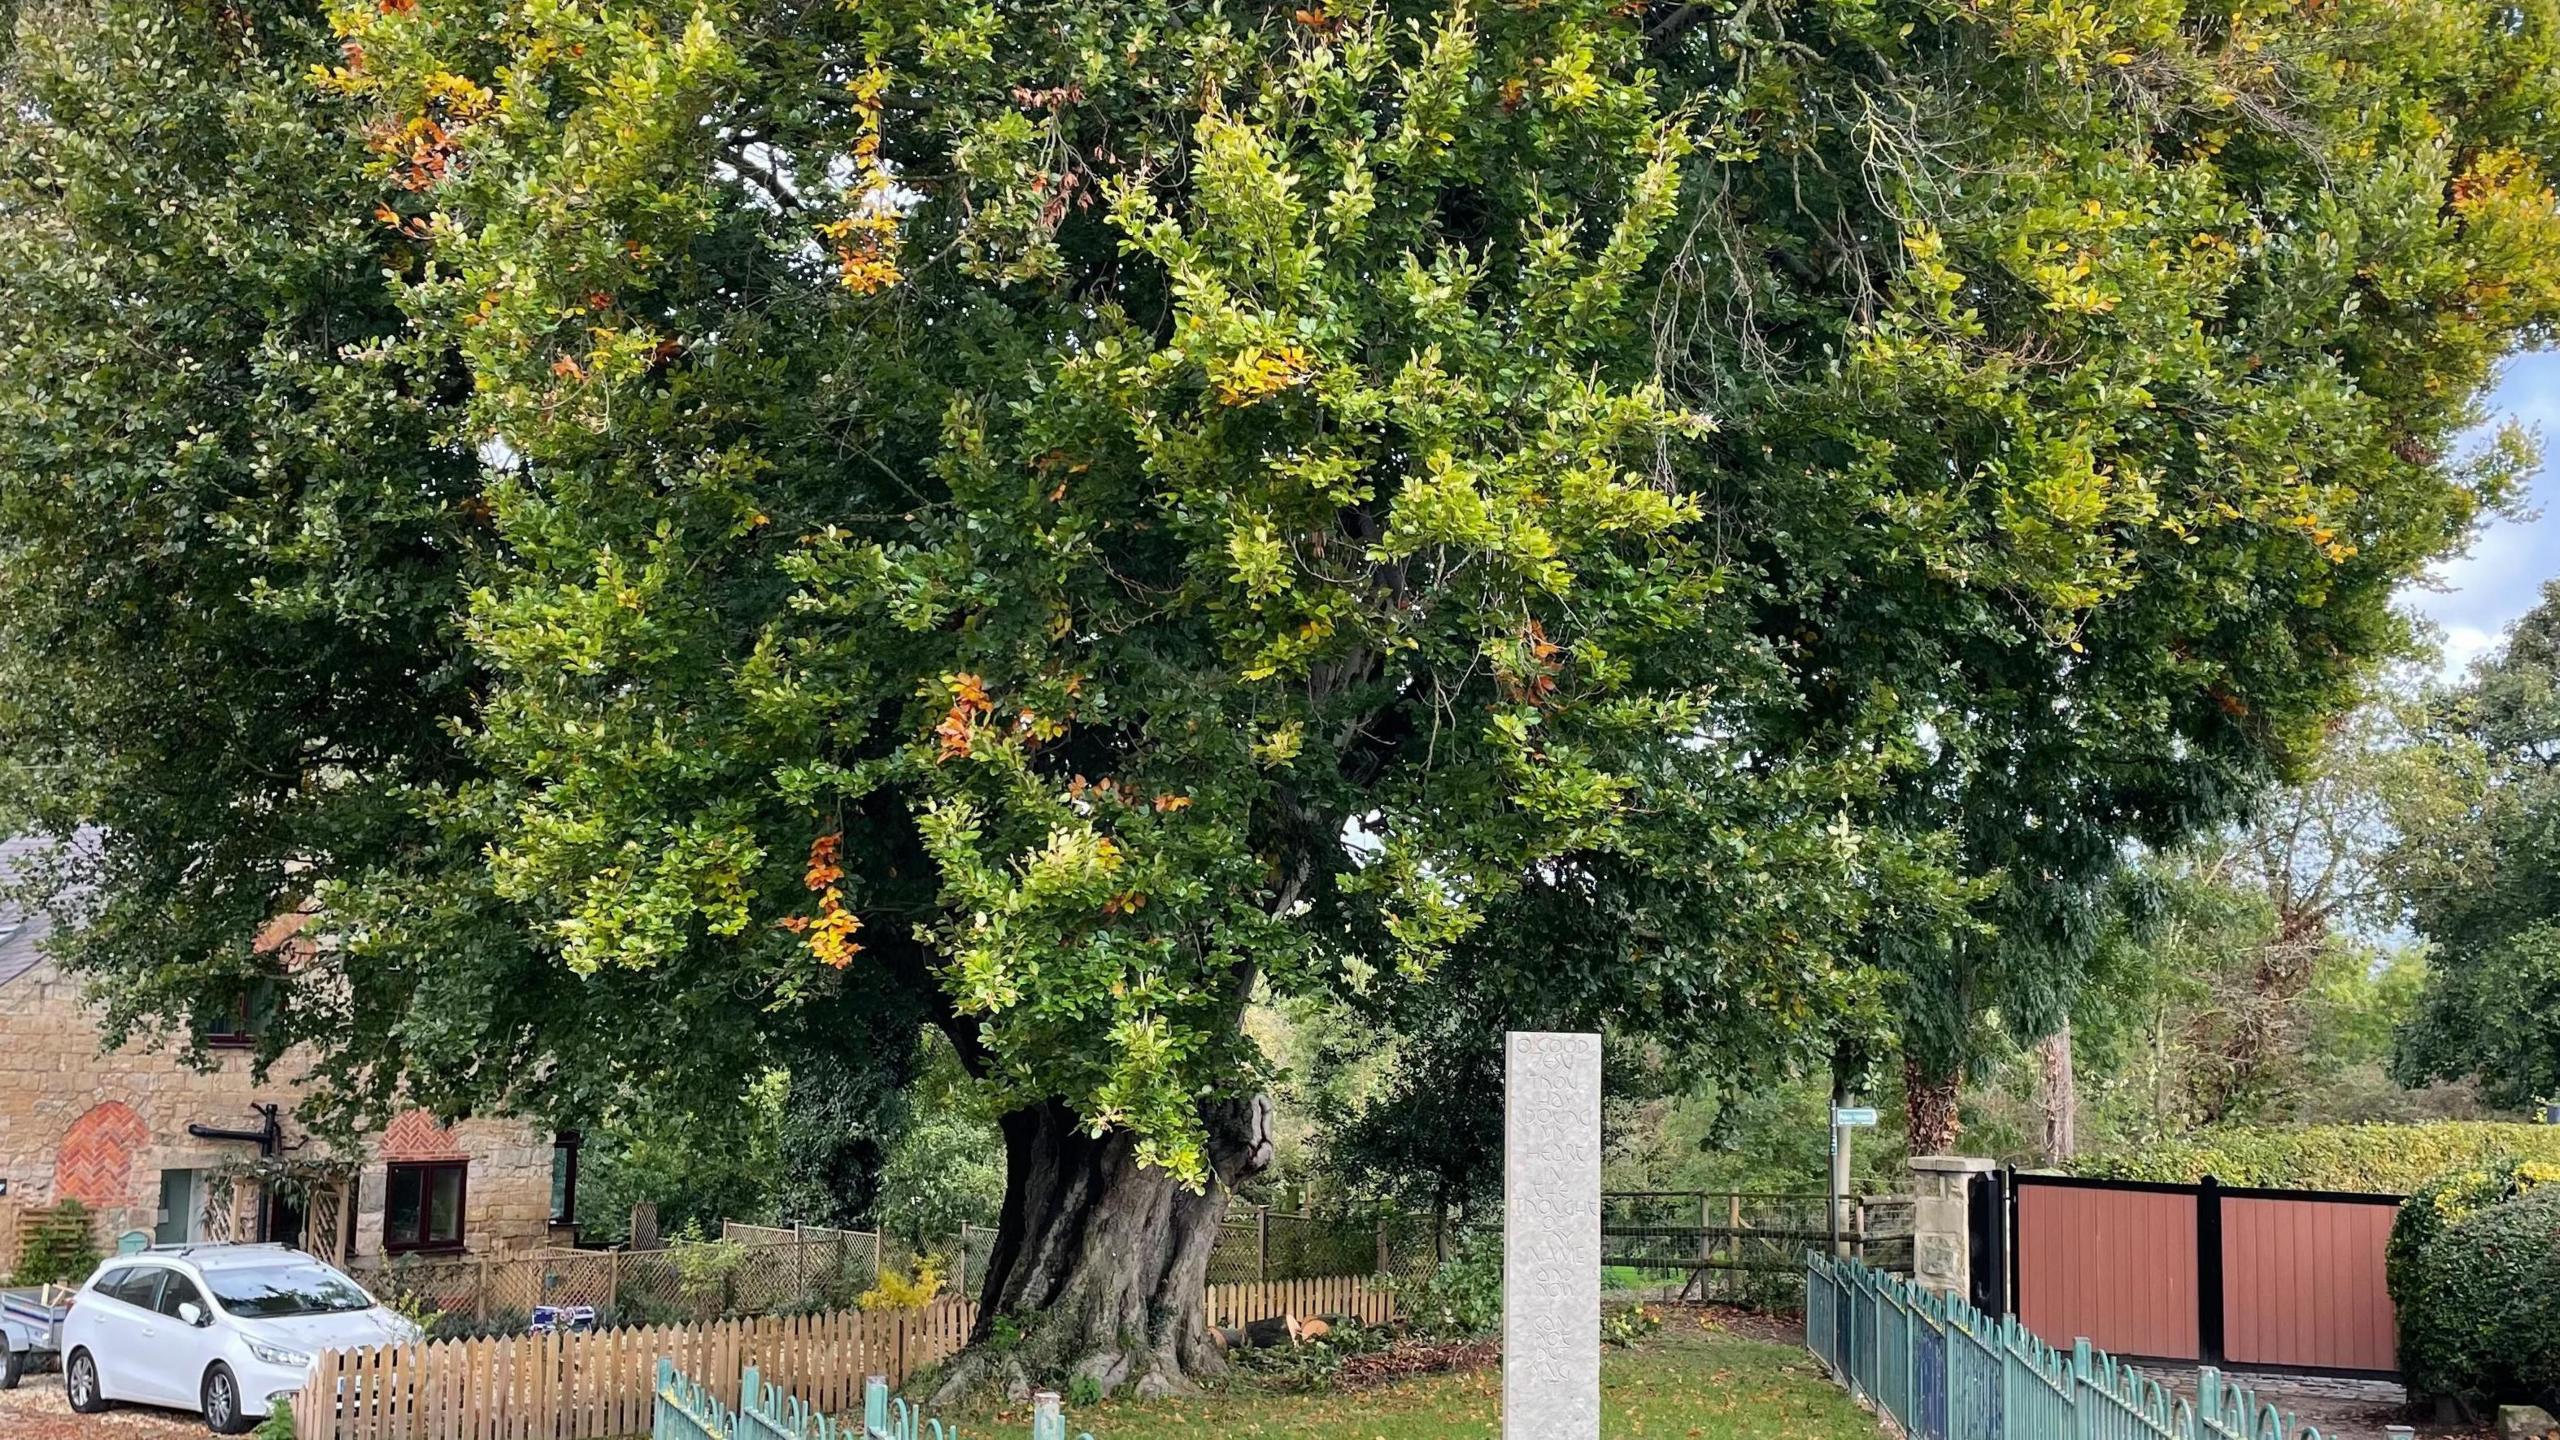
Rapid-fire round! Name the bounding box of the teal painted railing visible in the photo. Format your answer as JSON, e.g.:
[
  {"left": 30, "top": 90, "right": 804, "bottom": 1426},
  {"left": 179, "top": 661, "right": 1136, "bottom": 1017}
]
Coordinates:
[
  {"left": 1803, "top": 1254, "right": 2330, "bottom": 1440},
  {"left": 653, "top": 1359, "right": 1095, "bottom": 1440}
]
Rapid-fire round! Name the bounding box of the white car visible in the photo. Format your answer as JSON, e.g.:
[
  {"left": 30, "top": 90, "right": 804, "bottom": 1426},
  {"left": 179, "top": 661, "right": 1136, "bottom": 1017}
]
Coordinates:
[{"left": 60, "top": 1243, "right": 422, "bottom": 1433}]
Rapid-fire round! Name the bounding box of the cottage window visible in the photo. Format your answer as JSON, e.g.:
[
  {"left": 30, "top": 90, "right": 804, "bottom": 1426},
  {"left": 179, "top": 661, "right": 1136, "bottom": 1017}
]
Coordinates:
[
  {"left": 205, "top": 980, "right": 278, "bottom": 1049},
  {"left": 205, "top": 992, "right": 255, "bottom": 1048},
  {"left": 383, "top": 1160, "right": 467, "bottom": 1253}
]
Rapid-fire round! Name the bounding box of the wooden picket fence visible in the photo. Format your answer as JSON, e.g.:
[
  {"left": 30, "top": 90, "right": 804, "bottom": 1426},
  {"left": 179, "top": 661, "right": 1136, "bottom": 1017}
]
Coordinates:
[
  {"left": 289, "top": 1303, "right": 977, "bottom": 1440},
  {"left": 1203, "top": 1274, "right": 1399, "bottom": 1329},
  {"left": 292, "top": 1276, "right": 1400, "bottom": 1440}
]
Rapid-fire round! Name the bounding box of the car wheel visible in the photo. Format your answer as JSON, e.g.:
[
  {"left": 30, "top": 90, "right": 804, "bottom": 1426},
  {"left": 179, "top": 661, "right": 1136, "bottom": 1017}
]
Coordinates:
[
  {"left": 202, "top": 1362, "right": 254, "bottom": 1435},
  {"left": 64, "top": 1348, "right": 110, "bottom": 1413},
  {"left": 0, "top": 1342, "right": 22, "bottom": 1390}
]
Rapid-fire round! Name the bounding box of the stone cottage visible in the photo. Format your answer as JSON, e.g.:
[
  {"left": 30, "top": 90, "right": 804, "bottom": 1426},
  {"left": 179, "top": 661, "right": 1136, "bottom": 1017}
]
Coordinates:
[{"left": 0, "top": 837, "right": 573, "bottom": 1268}]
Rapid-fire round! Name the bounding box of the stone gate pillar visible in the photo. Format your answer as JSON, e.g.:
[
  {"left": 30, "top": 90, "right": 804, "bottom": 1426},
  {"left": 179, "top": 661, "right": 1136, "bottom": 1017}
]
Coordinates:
[{"left": 1908, "top": 1154, "right": 1997, "bottom": 1300}]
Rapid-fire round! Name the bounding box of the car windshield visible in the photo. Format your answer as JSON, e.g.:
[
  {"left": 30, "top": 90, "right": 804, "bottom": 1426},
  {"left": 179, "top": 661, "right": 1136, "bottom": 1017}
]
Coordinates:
[{"left": 204, "top": 1263, "right": 375, "bottom": 1319}]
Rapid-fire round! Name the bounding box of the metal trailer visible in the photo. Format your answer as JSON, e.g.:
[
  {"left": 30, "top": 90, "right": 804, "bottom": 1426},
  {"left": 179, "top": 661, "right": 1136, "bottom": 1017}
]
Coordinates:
[{"left": 0, "top": 1284, "right": 72, "bottom": 1389}]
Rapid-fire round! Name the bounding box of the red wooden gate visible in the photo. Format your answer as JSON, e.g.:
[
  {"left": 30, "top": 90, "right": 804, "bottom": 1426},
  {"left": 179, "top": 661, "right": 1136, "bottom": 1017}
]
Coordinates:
[{"left": 2005, "top": 1174, "right": 2401, "bottom": 1377}]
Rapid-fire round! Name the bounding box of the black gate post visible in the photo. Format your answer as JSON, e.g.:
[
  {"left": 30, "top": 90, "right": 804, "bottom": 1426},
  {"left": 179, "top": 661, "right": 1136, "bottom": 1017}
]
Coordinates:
[
  {"left": 2196, "top": 1175, "right": 2226, "bottom": 1366},
  {"left": 1966, "top": 1169, "right": 2009, "bottom": 1318}
]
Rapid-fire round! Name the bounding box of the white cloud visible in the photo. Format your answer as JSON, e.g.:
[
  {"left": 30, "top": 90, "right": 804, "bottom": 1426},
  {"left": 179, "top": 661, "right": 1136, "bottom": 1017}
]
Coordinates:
[{"left": 2401, "top": 347, "right": 2560, "bottom": 669}]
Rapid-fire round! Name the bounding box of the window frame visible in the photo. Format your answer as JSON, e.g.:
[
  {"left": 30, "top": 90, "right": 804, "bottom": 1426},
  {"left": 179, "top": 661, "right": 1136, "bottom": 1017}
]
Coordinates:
[
  {"left": 381, "top": 1159, "right": 470, "bottom": 1255},
  {"left": 204, "top": 991, "right": 255, "bottom": 1048},
  {"left": 549, "top": 1131, "right": 582, "bottom": 1227},
  {"left": 205, "top": 981, "right": 280, "bottom": 1050}
]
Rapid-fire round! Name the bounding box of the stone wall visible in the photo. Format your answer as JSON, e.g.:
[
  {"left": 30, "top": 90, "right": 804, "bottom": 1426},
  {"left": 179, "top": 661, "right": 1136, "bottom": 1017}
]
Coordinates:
[{"left": 0, "top": 953, "right": 557, "bottom": 1263}]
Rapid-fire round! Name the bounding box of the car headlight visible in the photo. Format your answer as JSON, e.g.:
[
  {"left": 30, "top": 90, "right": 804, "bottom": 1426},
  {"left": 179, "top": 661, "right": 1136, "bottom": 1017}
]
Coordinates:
[{"left": 247, "top": 1339, "right": 313, "bottom": 1368}]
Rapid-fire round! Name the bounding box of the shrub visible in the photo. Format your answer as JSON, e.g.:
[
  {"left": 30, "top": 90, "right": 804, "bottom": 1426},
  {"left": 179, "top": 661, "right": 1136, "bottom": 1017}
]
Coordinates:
[
  {"left": 858, "top": 1258, "right": 942, "bottom": 1313},
  {"left": 9, "top": 1200, "right": 99, "bottom": 1287},
  {"left": 425, "top": 1309, "right": 534, "bottom": 1341},
  {"left": 1393, "top": 1231, "right": 1501, "bottom": 1339},
  {"left": 2390, "top": 1180, "right": 2560, "bottom": 1411},
  {"left": 2074, "top": 1123, "right": 2560, "bottom": 1194},
  {"left": 1602, "top": 1303, "right": 1663, "bottom": 1348},
  {"left": 253, "top": 1398, "right": 296, "bottom": 1440}
]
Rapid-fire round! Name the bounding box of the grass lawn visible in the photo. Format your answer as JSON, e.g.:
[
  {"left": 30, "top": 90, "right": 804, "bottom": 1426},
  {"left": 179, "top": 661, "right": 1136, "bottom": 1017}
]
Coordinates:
[{"left": 986, "top": 1314, "right": 1882, "bottom": 1440}]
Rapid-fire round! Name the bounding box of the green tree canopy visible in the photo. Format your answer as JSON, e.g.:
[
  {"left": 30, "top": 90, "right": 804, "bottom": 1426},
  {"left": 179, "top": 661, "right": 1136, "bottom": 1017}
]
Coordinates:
[{"left": 6, "top": 0, "right": 2558, "bottom": 1398}]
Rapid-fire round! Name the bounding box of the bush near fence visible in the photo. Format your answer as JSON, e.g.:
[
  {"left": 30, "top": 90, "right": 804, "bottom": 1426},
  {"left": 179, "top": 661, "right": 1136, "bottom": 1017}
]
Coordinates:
[
  {"left": 2074, "top": 1122, "right": 2560, "bottom": 1194},
  {"left": 1805, "top": 1252, "right": 2339, "bottom": 1440},
  {"left": 291, "top": 1275, "right": 1403, "bottom": 1440},
  {"left": 2389, "top": 1166, "right": 2560, "bottom": 1411}
]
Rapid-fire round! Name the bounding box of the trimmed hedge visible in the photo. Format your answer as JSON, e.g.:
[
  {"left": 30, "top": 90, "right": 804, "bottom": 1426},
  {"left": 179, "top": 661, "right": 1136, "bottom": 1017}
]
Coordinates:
[
  {"left": 2073, "top": 1123, "right": 2560, "bottom": 1194},
  {"left": 2390, "top": 1169, "right": 2560, "bottom": 1410}
]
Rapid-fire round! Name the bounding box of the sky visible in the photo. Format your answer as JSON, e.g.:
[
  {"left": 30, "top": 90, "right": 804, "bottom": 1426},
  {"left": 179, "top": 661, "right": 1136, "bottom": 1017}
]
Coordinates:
[{"left": 2403, "top": 349, "right": 2560, "bottom": 675}]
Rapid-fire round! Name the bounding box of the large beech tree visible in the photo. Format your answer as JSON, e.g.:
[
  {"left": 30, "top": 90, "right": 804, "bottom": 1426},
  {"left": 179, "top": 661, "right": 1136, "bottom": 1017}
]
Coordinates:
[{"left": 6, "top": 0, "right": 2559, "bottom": 1399}]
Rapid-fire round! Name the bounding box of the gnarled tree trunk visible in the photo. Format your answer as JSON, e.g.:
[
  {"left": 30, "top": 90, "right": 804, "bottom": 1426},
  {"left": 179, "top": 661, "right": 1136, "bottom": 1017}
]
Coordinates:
[
  {"left": 1905, "top": 1056, "right": 1962, "bottom": 1154},
  {"left": 933, "top": 1092, "right": 1272, "bottom": 1402}
]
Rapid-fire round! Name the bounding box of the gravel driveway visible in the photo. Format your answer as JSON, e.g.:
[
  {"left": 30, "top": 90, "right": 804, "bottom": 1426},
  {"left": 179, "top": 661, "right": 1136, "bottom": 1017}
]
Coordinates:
[{"left": 0, "top": 1377, "right": 209, "bottom": 1439}]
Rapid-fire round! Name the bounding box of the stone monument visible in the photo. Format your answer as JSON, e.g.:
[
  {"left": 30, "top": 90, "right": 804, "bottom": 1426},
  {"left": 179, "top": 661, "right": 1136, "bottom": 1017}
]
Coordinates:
[{"left": 1504, "top": 1031, "right": 1601, "bottom": 1439}]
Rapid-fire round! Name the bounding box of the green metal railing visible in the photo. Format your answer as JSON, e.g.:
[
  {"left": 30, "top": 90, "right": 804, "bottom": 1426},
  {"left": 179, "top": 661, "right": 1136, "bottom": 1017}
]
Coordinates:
[
  {"left": 653, "top": 1359, "right": 1095, "bottom": 1440},
  {"left": 1803, "top": 1254, "right": 2330, "bottom": 1440}
]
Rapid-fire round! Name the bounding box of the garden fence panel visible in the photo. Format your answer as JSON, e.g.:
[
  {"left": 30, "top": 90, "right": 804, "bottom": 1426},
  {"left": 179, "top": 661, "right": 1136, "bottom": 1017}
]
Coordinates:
[
  {"left": 1804, "top": 1253, "right": 2333, "bottom": 1440},
  {"left": 295, "top": 1274, "right": 1398, "bottom": 1440},
  {"left": 292, "top": 1304, "right": 976, "bottom": 1440}
]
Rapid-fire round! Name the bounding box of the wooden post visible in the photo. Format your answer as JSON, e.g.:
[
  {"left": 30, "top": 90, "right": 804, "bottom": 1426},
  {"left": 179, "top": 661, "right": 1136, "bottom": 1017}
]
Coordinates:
[
  {"left": 872, "top": 1228, "right": 884, "bottom": 1282},
  {"left": 1255, "top": 1206, "right": 1269, "bottom": 1285},
  {"left": 607, "top": 1249, "right": 621, "bottom": 1314},
  {"left": 475, "top": 1253, "right": 491, "bottom": 1323},
  {"left": 794, "top": 1223, "right": 806, "bottom": 1300},
  {"left": 1375, "top": 1217, "right": 1389, "bottom": 1275}
]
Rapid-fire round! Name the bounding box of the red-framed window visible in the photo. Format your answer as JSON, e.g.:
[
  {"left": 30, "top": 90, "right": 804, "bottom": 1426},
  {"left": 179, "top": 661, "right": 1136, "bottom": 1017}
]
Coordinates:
[
  {"left": 205, "top": 992, "right": 256, "bottom": 1048},
  {"left": 383, "top": 1160, "right": 468, "bottom": 1253}
]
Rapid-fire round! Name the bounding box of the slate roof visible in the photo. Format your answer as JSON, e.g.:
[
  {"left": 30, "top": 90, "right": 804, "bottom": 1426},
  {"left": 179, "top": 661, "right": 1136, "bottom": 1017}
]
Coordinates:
[{"left": 0, "top": 833, "right": 64, "bottom": 990}]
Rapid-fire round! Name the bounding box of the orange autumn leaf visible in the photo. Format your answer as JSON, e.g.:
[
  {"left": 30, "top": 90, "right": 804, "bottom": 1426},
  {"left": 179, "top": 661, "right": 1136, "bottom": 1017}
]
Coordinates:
[
  {"left": 934, "top": 672, "right": 994, "bottom": 761},
  {"left": 806, "top": 896, "right": 864, "bottom": 968},
  {"left": 804, "top": 832, "right": 845, "bottom": 892}
]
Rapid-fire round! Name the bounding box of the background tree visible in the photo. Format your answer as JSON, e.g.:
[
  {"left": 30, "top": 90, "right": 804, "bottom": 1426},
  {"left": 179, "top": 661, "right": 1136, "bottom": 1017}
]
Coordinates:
[{"left": 2393, "top": 584, "right": 2560, "bottom": 1110}]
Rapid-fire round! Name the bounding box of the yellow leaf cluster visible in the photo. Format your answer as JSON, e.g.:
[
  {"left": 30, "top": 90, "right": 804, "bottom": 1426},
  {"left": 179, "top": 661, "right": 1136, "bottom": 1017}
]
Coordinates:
[{"left": 1211, "top": 344, "right": 1313, "bottom": 406}]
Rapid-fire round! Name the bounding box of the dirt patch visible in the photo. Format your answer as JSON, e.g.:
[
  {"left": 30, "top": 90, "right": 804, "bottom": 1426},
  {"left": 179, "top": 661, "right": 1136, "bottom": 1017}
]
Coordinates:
[
  {"left": 1324, "top": 1302, "right": 1800, "bottom": 1391},
  {"left": 0, "top": 1380, "right": 207, "bottom": 1440},
  {"left": 1678, "top": 1303, "right": 1806, "bottom": 1347}
]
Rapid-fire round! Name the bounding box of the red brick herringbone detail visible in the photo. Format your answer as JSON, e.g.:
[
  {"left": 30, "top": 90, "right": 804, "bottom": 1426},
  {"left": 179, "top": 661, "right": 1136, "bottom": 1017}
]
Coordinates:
[
  {"left": 381, "top": 1107, "right": 467, "bottom": 1160},
  {"left": 55, "top": 1100, "right": 150, "bottom": 1207}
]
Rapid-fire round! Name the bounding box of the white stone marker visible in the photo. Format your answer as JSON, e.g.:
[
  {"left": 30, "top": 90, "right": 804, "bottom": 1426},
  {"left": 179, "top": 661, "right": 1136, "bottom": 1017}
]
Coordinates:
[{"left": 1504, "top": 1030, "right": 1602, "bottom": 1440}]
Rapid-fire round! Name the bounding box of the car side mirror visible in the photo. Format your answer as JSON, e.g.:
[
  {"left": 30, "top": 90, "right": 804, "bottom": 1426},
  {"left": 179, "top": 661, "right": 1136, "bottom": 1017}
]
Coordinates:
[{"left": 177, "top": 1301, "right": 208, "bottom": 1327}]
